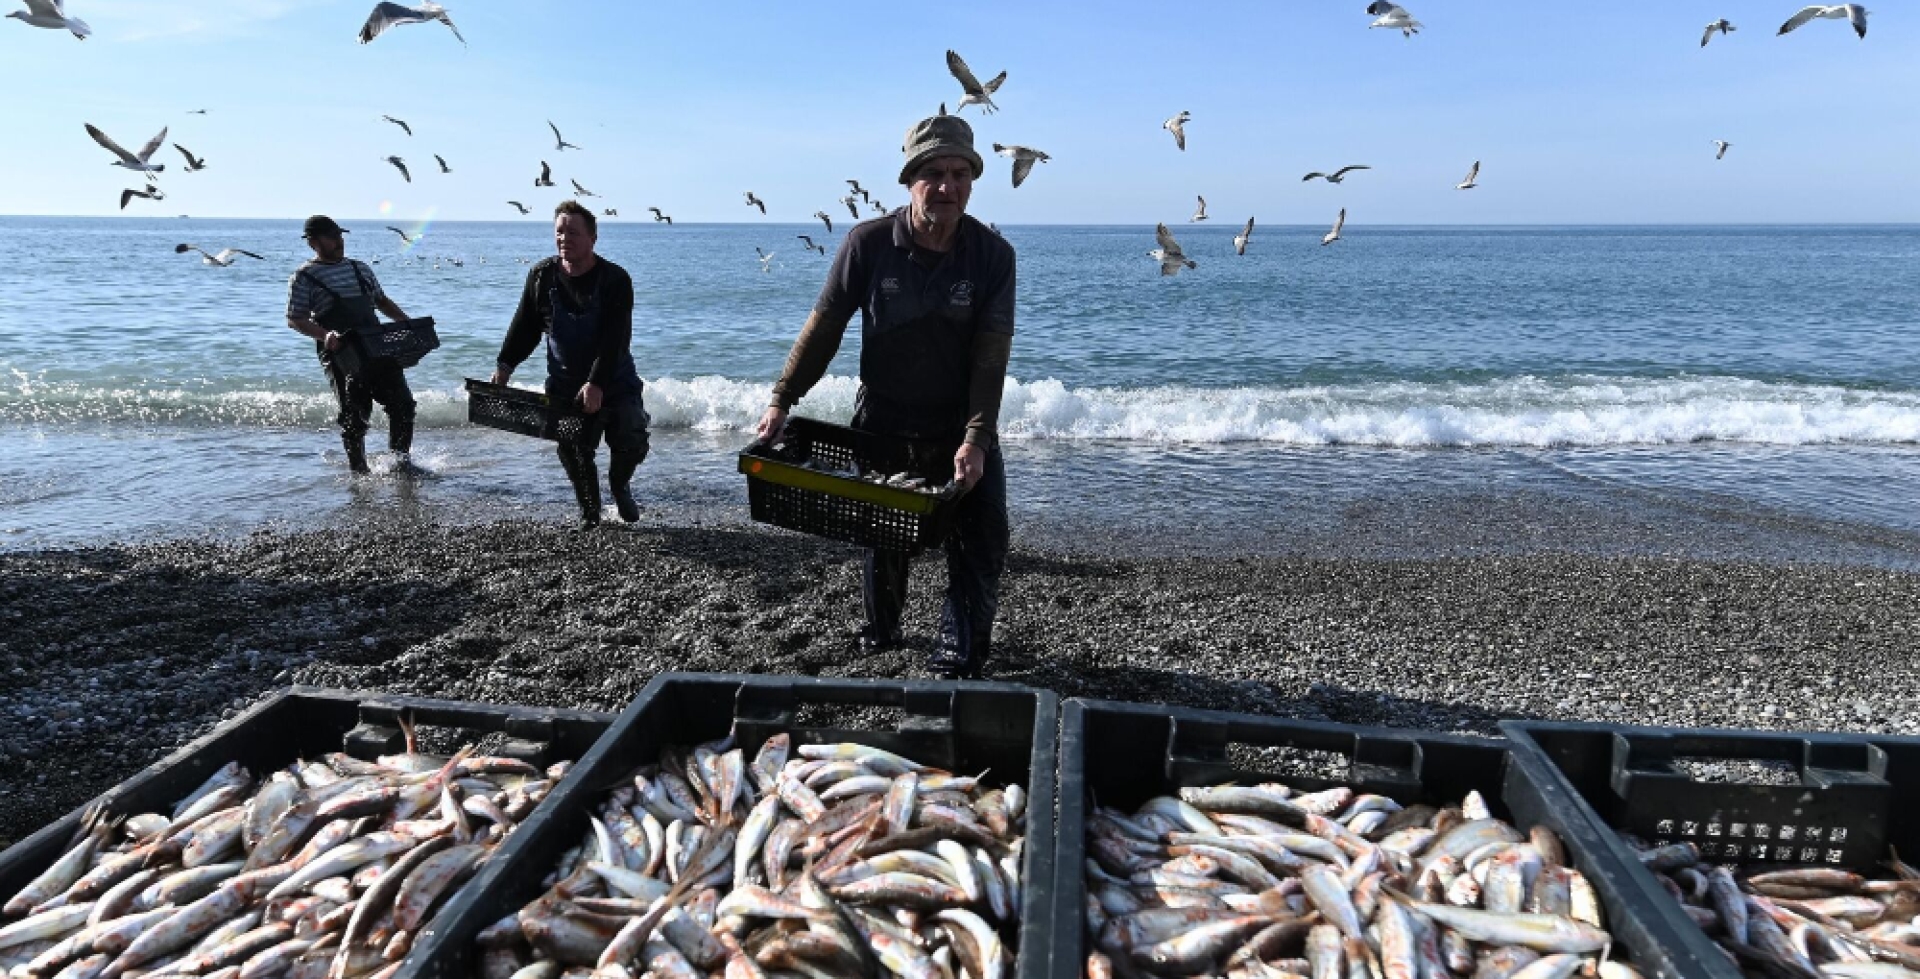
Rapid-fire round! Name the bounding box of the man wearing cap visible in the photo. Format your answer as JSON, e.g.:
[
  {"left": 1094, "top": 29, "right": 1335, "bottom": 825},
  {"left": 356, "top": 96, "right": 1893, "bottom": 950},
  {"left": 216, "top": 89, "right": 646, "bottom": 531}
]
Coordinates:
[
  {"left": 285, "top": 215, "right": 418, "bottom": 474},
  {"left": 756, "top": 113, "right": 1016, "bottom": 679}
]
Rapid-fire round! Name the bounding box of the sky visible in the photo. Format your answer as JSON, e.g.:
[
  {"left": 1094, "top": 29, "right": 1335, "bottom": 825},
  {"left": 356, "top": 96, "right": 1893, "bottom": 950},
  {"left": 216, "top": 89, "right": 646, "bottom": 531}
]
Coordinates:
[{"left": 1, "top": 1, "right": 1915, "bottom": 225}]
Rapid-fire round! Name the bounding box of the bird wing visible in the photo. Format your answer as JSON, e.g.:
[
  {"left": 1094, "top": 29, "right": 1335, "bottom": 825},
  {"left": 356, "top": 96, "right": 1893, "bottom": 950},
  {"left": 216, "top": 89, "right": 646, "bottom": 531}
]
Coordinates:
[
  {"left": 1170, "top": 123, "right": 1185, "bottom": 151},
  {"left": 1778, "top": 6, "right": 1822, "bottom": 33},
  {"left": 797, "top": 235, "right": 814, "bottom": 246},
  {"left": 173, "top": 144, "right": 199, "bottom": 166},
  {"left": 438, "top": 9, "right": 466, "bottom": 45},
  {"left": 119, "top": 189, "right": 137, "bottom": 210},
  {"left": 435, "top": 154, "right": 449, "bottom": 171},
  {"left": 1241, "top": 216, "right": 1255, "bottom": 239},
  {"left": 387, "top": 226, "right": 411, "bottom": 242},
  {"left": 1462, "top": 161, "right": 1479, "bottom": 183},
  {"left": 982, "top": 70, "right": 1007, "bottom": 95},
  {"left": 25, "top": 0, "right": 64, "bottom": 16},
  {"left": 1334, "top": 165, "right": 1371, "bottom": 178},
  {"left": 1331, "top": 208, "right": 1346, "bottom": 235},
  {"left": 233, "top": 250, "right": 266, "bottom": 261},
  {"left": 1700, "top": 22, "right": 1716, "bottom": 46},
  {"left": 572, "top": 179, "right": 586, "bottom": 193},
  {"left": 1154, "top": 223, "right": 1181, "bottom": 255},
  {"left": 359, "top": 2, "right": 434, "bottom": 43},
  {"left": 176, "top": 244, "right": 212, "bottom": 260},
  {"left": 1302, "top": 172, "right": 1324, "bottom": 181},
  {"left": 1366, "top": 1, "right": 1406, "bottom": 15},
  {"left": 1848, "top": 4, "right": 1867, "bottom": 37},
  {"left": 86, "top": 124, "right": 142, "bottom": 166},
  {"left": 946, "top": 49, "right": 984, "bottom": 94},
  {"left": 388, "top": 157, "right": 411, "bottom": 182},
  {"left": 538, "top": 161, "right": 551, "bottom": 181},
  {"left": 549, "top": 120, "right": 564, "bottom": 144},
  {"left": 135, "top": 128, "right": 169, "bottom": 163},
  {"left": 1011, "top": 156, "right": 1035, "bottom": 188}
]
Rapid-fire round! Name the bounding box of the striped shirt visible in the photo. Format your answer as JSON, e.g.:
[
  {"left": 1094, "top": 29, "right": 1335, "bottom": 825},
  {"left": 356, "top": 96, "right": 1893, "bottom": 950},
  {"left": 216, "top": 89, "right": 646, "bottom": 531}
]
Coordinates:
[{"left": 286, "top": 258, "right": 385, "bottom": 321}]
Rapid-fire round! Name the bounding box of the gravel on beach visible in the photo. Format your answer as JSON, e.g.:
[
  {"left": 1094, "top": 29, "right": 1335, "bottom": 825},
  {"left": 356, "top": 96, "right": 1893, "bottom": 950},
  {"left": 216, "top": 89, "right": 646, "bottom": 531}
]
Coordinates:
[{"left": 4, "top": 513, "right": 1920, "bottom": 848}]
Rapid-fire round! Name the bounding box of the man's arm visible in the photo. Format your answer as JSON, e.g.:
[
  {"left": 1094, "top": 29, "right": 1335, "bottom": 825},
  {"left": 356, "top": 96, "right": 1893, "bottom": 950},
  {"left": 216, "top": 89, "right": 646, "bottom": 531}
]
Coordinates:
[
  {"left": 285, "top": 274, "right": 338, "bottom": 349},
  {"left": 374, "top": 295, "right": 409, "bottom": 322},
  {"left": 490, "top": 268, "right": 546, "bottom": 384}
]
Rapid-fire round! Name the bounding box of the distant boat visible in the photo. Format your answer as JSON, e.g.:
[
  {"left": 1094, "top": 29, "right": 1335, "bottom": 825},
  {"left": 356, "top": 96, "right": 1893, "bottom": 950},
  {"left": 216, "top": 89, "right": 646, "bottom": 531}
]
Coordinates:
[{"left": 177, "top": 214, "right": 190, "bottom": 219}]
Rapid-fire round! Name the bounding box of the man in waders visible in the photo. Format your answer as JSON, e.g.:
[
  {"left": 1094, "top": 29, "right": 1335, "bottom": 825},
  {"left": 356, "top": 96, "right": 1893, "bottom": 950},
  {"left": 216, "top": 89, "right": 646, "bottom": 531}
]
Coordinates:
[
  {"left": 285, "top": 215, "right": 418, "bottom": 474},
  {"left": 492, "top": 200, "right": 649, "bottom": 528},
  {"left": 756, "top": 113, "right": 1016, "bottom": 679}
]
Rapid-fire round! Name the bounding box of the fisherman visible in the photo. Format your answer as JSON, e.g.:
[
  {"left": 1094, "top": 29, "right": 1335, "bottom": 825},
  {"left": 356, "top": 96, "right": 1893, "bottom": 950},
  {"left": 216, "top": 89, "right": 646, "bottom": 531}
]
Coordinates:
[
  {"left": 492, "top": 200, "right": 649, "bottom": 527},
  {"left": 285, "top": 215, "right": 418, "bottom": 474},
  {"left": 756, "top": 113, "right": 1016, "bottom": 679}
]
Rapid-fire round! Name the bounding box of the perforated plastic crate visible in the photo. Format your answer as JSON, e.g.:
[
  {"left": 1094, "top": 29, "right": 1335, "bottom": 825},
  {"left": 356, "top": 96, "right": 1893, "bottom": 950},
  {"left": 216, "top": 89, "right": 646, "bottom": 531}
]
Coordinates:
[
  {"left": 334, "top": 316, "right": 439, "bottom": 374},
  {"left": 465, "top": 378, "right": 587, "bottom": 442},
  {"left": 739, "top": 416, "right": 965, "bottom": 554}
]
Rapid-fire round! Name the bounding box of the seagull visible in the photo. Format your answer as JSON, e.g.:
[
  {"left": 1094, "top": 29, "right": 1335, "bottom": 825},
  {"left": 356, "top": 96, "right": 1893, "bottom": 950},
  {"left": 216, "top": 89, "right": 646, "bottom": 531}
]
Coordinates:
[
  {"left": 507, "top": 201, "right": 530, "bottom": 214},
  {"left": 993, "top": 143, "right": 1050, "bottom": 188},
  {"left": 813, "top": 211, "right": 833, "bottom": 232},
  {"left": 796, "top": 235, "right": 826, "bottom": 255},
  {"left": 754, "top": 247, "right": 775, "bottom": 272},
  {"left": 534, "top": 161, "right": 554, "bottom": 187},
  {"left": 1190, "top": 196, "right": 1208, "bottom": 222},
  {"left": 847, "top": 179, "right": 870, "bottom": 202},
  {"left": 1701, "top": 18, "right": 1736, "bottom": 46},
  {"left": 603, "top": 208, "right": 618, "bottom": 217},
  {"left": 1149, "top": 224, "right": 1196, "bottom": 276},
  {"left": 386, "top": 226, "right": 417, "bottom": 245},
  {"left": 571, "top": 178, "right": 597, "bottom": 198},
  {"left": 1322, "top": 208, "right": 1347, "bottom": 246},
  {"left": 745, "top": 191, "right": 766, "bottom": 215},
  {"left": 385, "top": 156, "right": 411, "bottom": 183},
  {"left": 1456, "top": 160, "right": 1480, "bottom": 189},
  {"left": 382, "top": 115, "right": 412, "bottom": 136},
  {"left": 1367, "top": 2, "right": 1423, "bottom": 36},
  {"left": 358, "top": 2, "right": 465, "bottom": 46},
  {"left": 648, "top": 207, "right": 672, "bottom": 225},
  {"left": 119, "top": 186, "right": 165, "bottom": 210},
  {"left": 1164, "top": 111, "right": 1190, "bottom": 151},
  {"left": 839, "top": 195, "right": 860, "bottom": 219},
  {"left": 86, "top": 124, "right": 168, "bottom": 176},
  {"left": 186, "top": 109, "right": 208, "bottom": 115},
  {"left": 548, "top": 120, "right": 579, "bottom": 151},
  {"left": 173, "top": 144, "right": 207, "bottom": 172},
  {"left": 1233, "top": 217, "right": 1255, "bottom": 256},
  {"left": 1778, "top": 4, "right": 1867, "bottom": 38},
  {"left": 945, "top": 50, "right": 1006, "bottom": 114},
  {"left": 434, "top": 154, "right": 452, "bottom": 174},
  {"left": 6, "top": 0, "right": 90, "bottom": 38},
  {"left": 870, "top": 199, "right": 887, "bottom": 215},
  {"left": 174, "top": 243, "right": 263, "bottom": 267},
  {"left": 1714, "top": 139, "right": 1732, "bottom": 160},
  {"left": 1304, "top": 165, "right": 1371, "bottom": 184}
]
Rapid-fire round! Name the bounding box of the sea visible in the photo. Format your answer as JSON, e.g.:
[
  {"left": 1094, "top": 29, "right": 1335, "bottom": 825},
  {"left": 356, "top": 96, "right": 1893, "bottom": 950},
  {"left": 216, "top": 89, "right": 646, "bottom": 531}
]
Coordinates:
[{"left": 4, "top": 217, "right": 1920, "bottom": 561}]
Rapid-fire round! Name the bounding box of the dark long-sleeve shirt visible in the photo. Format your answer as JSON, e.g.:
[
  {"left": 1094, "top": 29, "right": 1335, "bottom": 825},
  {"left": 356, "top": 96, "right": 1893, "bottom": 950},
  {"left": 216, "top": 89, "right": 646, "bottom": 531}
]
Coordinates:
[{"left": 495, "top": 256, "right": 635, "bottom": 386}]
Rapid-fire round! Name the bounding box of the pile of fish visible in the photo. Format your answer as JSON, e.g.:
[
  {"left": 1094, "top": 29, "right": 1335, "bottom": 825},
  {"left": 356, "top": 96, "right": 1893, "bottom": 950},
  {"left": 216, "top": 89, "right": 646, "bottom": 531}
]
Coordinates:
[
  {"left": 795, "top": 455, "right": 938, "bottom": 494},
  {"left": 0, "top": 726, "right": 568, "bottom": 979},
  {"left": 1632, "top": 839, "right": 1920, "bottom": 979},
  {"left": 1084, "top": 784, "right": 1631, "bottom": 979},
  {"left": 479, "top": 733, "right": 1028, "bottom": 979}
]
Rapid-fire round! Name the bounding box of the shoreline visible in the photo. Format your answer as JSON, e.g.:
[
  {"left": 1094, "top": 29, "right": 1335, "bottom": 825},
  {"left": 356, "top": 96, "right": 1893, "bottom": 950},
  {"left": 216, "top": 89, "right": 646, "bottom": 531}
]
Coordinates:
[{"left": 6, "top": 513, "right": 1920, "bottom": 848}]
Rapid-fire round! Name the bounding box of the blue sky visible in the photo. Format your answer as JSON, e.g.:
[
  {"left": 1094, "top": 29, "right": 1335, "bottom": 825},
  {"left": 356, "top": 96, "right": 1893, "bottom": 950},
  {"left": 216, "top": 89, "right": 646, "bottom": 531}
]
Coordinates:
[{"left": 2, "top": 1, "right": 1914, "bottom": 225}]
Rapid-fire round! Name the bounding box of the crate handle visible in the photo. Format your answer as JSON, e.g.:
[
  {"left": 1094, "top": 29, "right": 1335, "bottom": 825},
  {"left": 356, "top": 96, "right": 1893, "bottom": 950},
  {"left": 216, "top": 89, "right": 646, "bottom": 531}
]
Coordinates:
[
  {"left": 733, "top": 679, "right": 959, "bottom": 734},
  {"left": 1610, "top": 732, "right": 1887, "bottom": 790},
  {"left": 1165, "top": 717, "right": 1426, "bottom": 797}
]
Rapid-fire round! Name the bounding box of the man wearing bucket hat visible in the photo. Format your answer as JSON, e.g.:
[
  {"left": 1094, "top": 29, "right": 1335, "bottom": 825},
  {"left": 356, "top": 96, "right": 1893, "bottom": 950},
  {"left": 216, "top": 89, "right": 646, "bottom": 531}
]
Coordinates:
[
  {"left": 756, "top": 113, "right": 1016, "bottom": 679},
  {"left": 285, "top": 215, "right": 419, "bottom": 475}
]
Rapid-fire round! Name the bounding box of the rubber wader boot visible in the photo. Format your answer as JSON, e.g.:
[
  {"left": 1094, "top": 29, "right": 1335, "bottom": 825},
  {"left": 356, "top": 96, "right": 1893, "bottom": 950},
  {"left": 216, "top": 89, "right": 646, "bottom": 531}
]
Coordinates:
[
  {"left": 558, "top": 444, "right": 602, "bottom": 527},
  {"left": 388, "top": 417, "right": 416, "bottom": 473},
  {"left": 608, "top": 454, "right": 641, "bottom": 523},
  {"left": 343, "top": 434, "right": 370, "bottom": 475}
]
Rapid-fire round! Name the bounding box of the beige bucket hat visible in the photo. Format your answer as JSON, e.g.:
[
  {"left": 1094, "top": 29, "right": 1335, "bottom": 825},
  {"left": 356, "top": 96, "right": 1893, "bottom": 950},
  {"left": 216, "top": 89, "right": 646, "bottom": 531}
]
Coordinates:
[{"left": 899, "top": 114, "right": 985, "bottom": 185}]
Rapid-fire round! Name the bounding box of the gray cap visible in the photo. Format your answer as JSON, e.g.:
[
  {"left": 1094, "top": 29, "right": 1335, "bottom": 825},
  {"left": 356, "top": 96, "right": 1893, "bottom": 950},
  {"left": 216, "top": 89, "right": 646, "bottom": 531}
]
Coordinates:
[{"left": 899, "top": 114, "right": 984, "bottom": 185}]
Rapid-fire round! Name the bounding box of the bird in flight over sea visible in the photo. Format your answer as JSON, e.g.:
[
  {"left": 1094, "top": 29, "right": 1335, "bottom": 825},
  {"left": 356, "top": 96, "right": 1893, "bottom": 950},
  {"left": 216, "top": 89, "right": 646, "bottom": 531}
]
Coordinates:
[
  {"left": 359, "top": 2, "right": 464, "bottom": 45},
  {"left": 507, "top": 201, "right": 530, "bottom": 215},
  {"left": 186, "top": 109, "right": 207, "bottom": 115},
  {"left": 945, "top": 50, "right": 1006, "bottom": 114},
  {"left": 813, "top": 211, "right": 833, "bottom": 232},
  {"left": 571, "top": 178, "right": 597, "bottom": 198},
  {"left": 174, "top": 144, "right": 207, "bottom": 172},
  {"left": 119, "top": 186, "right": 164, "bottom": 210},
  {"left": 1163, "top": 111, "right": 1190, "bottom": 151},
  {"left": 1190, "top": 196, "right": 1208, "bottom": 222},
  {"left": 847, "top": 179, "right": 869, "bottom": 202},
  {"left": 1778, "top": 4, "right": 1867, "bottom": 38},
  {"left": 1456, "top": 160, "right": 1480, "bottom": 189},
  {"left": 6, "top": 0, "right": 90, "bottom": 38},
  {"left": 1714, "top": 140, "right": 1732, "bottom": 160},
  {"left": 1304, "top": 165, "right": 1371, "bottom": 184},
  {"left": 1150, "top": 224, "right": 1196, "bottom": 276},
  {"left": 838, "top": 195, "right": 860, "bottom": 219},
  {"left": 1701, "top": 18, "right": 1736, "bottom": 46},
  {"left": 434, "top": 154, "right": 450, "bottom": 173},
  {"left": 534, "top": 161, "right": 554, "bottom": 187},
  {"left": 387, "top": 227, "right": 417, "bottom": 245},
  {"left": 754, "top": 247, "right": 776, "bottom": 272},
  {"left": 603, "top": 208, "right": 617, "bottom": 217},
  {"left": 1367, "top": 2, "right": 1422, "bottom": 36},
  {"left": 1322, "top": 208, "right": 1347, "bottom": 246},
  {"left": 796, "top": 235, "right": 826, "bottom": 255},
  {"left": 382, "top": 115, "right": 412, "bottom": 136},
  {"left": 993, "top": 143, "right": 1049, "bottom": 188},
  {"left": 86, "top": 124, "right": 168, "bottom": 176},
  {"left": 174, "top": 243, "right": 263, "bottom": 267},
  {"left": 548, "top": 121, "right": 579, "bottom": 151},
  {"left": 649, "top": 207, "right": 672, "bottom": 225},
  {"left": 1233, "top": 217, "right": 1255, "bottom": 256},
  {"left": 385, "top": 156, "right": 411, "bottom": 182},
  {"left": 745, "top": 191, "right": 766, "bottom": 215}
]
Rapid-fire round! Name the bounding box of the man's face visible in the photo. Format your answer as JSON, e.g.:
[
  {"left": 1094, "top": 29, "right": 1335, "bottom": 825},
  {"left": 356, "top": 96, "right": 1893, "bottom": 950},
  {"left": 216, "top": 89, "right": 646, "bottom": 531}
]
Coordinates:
[
  {"left": 555, "top": 214, "right": 596, "bottom": 265},
  {"left": 909, "top": 156, "right": 973, "bottom": 225},
  {"left": 306, "top": 232, "right": 344, "bottom": 260}
]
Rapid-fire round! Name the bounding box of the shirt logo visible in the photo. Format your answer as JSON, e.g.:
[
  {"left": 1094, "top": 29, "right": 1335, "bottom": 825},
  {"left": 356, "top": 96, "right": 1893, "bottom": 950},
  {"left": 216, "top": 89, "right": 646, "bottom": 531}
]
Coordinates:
[
  {"left": 880, "top": 277, "right": 901, "bottom": 295},
  {"left": 949, "top": 280, "right": 975, "bottom": 307}
]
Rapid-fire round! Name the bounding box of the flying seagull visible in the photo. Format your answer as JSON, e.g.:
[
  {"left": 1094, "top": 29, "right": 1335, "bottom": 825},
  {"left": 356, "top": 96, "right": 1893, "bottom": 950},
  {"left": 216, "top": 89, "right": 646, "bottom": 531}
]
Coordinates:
[
  {"left": 744, "top": 191, "right": 766, "bottom": 215},
  {"left": 186, "top": 109, "right": 207, "bottom": 115},
  {"left": 945, "top": 49, "right": 1006, "bottom": 114},
  {"left": 571, "top": 178, "right": 597, "bottom": 198},
  {"left": 385, "top": 156, "right": 411, "bottom": 182},
  {"left": 648, "top": 207, "right": 672, "bottom": 225},
  {"left": 1322, "top": 208, "right": 1347, "bottom": 246},
  {"left": 1456, "top": 160, "right": 1480, "bottom": 189},
  {"left": 993, "top": 143, "right": 1050, "bottom": 188},
  {"left": 1150, "top": 224, "right": 1196, "bottom": 276},
  {"left": 847, "top": 179, "right": 870, "bottom": 202},
  {"left": 796, "top": 234, "right": 826, "bottom": 255},
  {"left": 358, "top": 2, "right": 465, "bottom": 46},
  {"left": 1304, "top": 165, "right": 1371, "bottom": 184},
  {"left": 382, "top": 115, "right": 412, "bottom": 136},
  {"left": 838, "top": 195, "right": 860, "bottom": 219},
  {"left": 1367, "top": 2, "right": 1423, "bottom": 36},
  {"left": 1190, "top": 196, "right": 1208, "bottom": 222},
  {"left": 1164, "top": 111, "right": 1190, "bottom": 151},
  {"left": 813, "top": 211, "right": 833, "bottom": 232},
  {"left": 174, "top": 144, "right": 207, "bottom": 172},
  {"left": 548, "top": 120, "right": 579, "bottom": 151},
  {"left": 1714, "top": 140, "right": 1732, "bottom": 160},
  {"left": 603, "top": 208, "right": 618, "bottom": 217},
  {"left": 86, "top": 124, "right": 168, "bottom": 175},
  {"left": 119, "top": 186, "right": 164, "bottom": 209},
  {"left": 1778, "top": 4, "right": 1867, "bottom": 38},
  {"left": 754, "top": 247, "right": 775, "bottom": 272},
  {"left": 1233, "top": 217, "right": 1255, "bottom": 256},
  {"left": 174, "top": 243, "right": 263, "bottom": 267},
  {"left": 386, "top": 226, "right": 417, "bottom": 245},
  {"left": 534, "top": 161, "right": 554, "bottom": 187},
  {"left": 1701, "top": 18, "right": 1736, "bottom": 46},
  {"left": 6, "top": 0, "right": 90, "bottom": 38},
  {"left": 870, "top": 199, "right": 887, "bottom": 215},
  {"left": 434, "top": 154, "right": 450, "bottom": 174},
  {"left": 507, "top": 201, "right": 530, "bottom": 215}
]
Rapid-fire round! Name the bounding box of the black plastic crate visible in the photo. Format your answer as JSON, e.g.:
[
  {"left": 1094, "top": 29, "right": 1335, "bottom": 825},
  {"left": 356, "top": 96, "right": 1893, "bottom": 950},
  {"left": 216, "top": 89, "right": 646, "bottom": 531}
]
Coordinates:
[
  {"left": 465, "top": 378, "right": 587, "bottom": 442},
  {"left": 1503, "top": 721, "right": 1920, "bottom": 979},
  {"left": 1052, "top": 700, "right": 1706, "bottom": 979},
  {"left": 413, "top": 672, "right": 1059, "bottom": 979},
  {"left": 335, "top": 316, "right": 440, "bottom": 375},
  {"left": 0, "top": 687, "right": 615, "bottom": 979},
  {"left": 738, "top": 416, "right": 966, "bottom": 554}
]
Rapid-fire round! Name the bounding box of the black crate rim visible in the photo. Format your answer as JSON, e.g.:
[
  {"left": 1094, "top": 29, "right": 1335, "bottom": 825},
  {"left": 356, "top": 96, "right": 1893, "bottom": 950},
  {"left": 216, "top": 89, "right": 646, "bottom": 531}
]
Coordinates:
[{"left": 739, "top": 416, "right": 967, "bottom": 554}]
